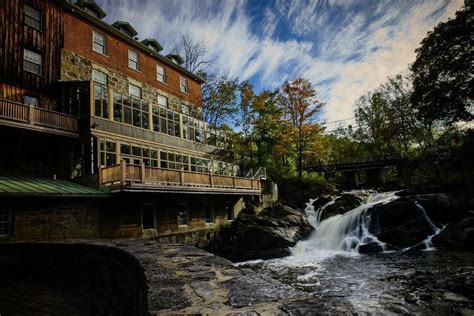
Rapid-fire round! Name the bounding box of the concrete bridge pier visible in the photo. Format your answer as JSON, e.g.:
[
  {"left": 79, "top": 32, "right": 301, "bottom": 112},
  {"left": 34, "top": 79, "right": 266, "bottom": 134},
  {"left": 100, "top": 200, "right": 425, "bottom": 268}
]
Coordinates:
[
  {"left": 366, "top": 168, "right": 386, "bottom": 186},
  {"left": 343, "top": 171, "right": 360, "bottom": 187}
]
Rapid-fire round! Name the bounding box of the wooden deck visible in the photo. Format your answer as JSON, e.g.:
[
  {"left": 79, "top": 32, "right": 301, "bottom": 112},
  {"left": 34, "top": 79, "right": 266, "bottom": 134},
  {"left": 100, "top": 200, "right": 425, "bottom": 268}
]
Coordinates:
[
  {"left": 100, "top": 162, "right": 262, "bottom": 195},
  {"left": 0, "top": 99, "right": 78, "bottom": 136}
]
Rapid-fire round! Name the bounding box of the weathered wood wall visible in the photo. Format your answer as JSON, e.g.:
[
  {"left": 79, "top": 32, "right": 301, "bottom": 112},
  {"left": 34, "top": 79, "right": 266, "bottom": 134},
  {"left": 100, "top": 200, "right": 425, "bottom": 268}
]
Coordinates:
[{"left": 0, "top": 0, "right": 63, "bottom": 109}]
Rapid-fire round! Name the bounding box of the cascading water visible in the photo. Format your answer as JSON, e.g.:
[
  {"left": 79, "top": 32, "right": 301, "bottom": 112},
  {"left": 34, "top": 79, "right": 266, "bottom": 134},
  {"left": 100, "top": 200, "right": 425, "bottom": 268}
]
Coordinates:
[
  {"left": 293, "top": 192, "right": 399, "bottom": 255},
  {"left": 414, "top": 201, "right": 445, "bottom": 250}
]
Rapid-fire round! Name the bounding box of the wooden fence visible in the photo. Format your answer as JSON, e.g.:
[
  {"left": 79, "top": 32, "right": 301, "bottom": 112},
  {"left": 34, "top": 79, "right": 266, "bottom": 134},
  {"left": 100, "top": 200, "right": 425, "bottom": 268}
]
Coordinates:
[
  {"left": 101, "top": 162, "right": 261, "bottom": 191},
  {"left": 0, "top": 99, "right": 78, "bottom": 132}
]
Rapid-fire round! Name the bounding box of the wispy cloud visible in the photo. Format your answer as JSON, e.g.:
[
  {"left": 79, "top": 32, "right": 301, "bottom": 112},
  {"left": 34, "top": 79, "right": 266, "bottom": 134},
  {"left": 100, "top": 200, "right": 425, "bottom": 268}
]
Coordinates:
[{"left": 98, "top": 0, "right": 464, "bottom": 124}]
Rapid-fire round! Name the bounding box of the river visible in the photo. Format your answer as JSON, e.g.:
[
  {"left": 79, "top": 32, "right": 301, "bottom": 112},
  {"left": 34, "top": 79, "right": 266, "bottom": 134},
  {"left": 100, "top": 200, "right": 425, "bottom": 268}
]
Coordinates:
[{"left": 238, "top": 192, "right": 474, "bottom": 314}]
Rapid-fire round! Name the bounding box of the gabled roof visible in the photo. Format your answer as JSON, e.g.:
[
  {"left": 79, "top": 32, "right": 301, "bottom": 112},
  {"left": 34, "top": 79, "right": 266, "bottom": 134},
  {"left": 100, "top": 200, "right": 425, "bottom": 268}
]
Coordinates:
[
  {"left": 0, "top": 175, "right": 108, "bottom": 198},
  {"left": 111, "top": 21, "right": 138, "bottom": 38},
  {"left": 166, "top": 53, "right": 185, "bottom": 66},
  {"left": 141, "top": 38, "right": 163, "bottom": 53},
  {"left": 76, "top": 0, "right": 106, "bottom": 19}
]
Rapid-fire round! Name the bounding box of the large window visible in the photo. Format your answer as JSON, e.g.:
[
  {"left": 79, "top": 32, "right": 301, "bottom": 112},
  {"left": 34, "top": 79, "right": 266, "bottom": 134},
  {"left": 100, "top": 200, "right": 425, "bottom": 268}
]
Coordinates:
[
  {"left": 120, "top": 144, "right": 158, "bottom": 167},
  {"left": 190, "top": 157, "right": 210, "bottom": 173},
  {"left": 24, "top": 4, "right": 42, "bottom": 31},
  {"left": 113, "top": 92, "right": 131, "bottom": 124},
  {"left": 152, "top": 104, "right": 181, "bottom": 137},
  {"left": 92, "top": 31, "right": 106, "bottom": 55},
  {"left": 24, "top": 95, "right": 38, "bottom": 107},
  {"left": 128, "top": 49, "right": 139, "bottom": 70},
  {"left": 93, "top": 70, "right": 108, "bottom": 118},
  {"left": 0, "top": 209, "right": 11, "bottom": 237},
  {"left": 179, "top": 77, "right": 188, "bottom": 93},
  {"left": 100, "top": 140, "right": 116, "bottom": 167},
  {"left": 182, "top": 116, "right": 205, "bottom": 144},
  {"left": 131, "top": 97, "right": 148, "bottom": 129},
  {"left": 156, "top": 64, "right": 166, "bottom": 83},
  {"left": 160, "top": 151, "right": 189, "bottom": 171},
  {"left": 23, "top": 49, "right": 42, "bottom": 75}
]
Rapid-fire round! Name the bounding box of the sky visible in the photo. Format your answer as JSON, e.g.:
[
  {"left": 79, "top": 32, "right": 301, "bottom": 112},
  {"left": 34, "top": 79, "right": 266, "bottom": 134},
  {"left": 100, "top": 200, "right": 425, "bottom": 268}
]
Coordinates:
[{"left": 98, "top": 0, "right": 464, "bottom": 129}]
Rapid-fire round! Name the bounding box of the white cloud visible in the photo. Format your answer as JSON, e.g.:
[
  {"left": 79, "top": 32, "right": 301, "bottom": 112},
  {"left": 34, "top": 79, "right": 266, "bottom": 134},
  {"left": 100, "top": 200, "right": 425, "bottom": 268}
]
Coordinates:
[{"left": 98, "top": 0, "right": 464, "bottom": 125}]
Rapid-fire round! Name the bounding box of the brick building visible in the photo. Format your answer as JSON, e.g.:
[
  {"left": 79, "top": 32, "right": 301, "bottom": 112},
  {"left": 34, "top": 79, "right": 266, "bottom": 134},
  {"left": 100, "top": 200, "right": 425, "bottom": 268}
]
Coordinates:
[{"left": 0, "top": 0, "right": 270, "bottom": 242}]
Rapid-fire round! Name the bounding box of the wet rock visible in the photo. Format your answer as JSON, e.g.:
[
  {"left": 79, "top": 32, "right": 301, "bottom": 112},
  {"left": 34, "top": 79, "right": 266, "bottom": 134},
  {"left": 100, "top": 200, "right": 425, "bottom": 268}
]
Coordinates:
[
  {"left": 281, "top": 297, "right": 355, "bottom": 315},
  {"left": 320, "top": 193, "right": 363, "bottom": 221},
  {"left": 206, "top": 204, "right": 313, "bottom": 262},
  {"left": 432, "top": 217, "right": 474, "bottom": 250},
  {"left": 443, "top": 291, "right": 470, "bottom": 302},
  {"left": 358, "top": 242, "right": 384, "bottom": 254},
  {"left": 405, "top": 292, "right": 418, "bottom": 304}
]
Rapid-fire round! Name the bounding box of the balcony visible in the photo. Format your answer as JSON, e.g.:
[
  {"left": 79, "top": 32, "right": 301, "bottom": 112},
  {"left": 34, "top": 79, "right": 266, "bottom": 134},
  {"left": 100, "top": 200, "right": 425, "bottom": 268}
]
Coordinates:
[
  {"left": 100, "top": 162, "right": 263, "bottom": 195},
  {"left": 0, "top": 99, "right": 78, "bottom": 136}
]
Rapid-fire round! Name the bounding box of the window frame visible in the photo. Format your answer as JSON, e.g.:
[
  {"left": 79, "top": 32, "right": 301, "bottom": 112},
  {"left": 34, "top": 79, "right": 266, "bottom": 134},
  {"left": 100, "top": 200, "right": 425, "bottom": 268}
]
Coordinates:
[
  {"left": 156, "top": 64, "right": 166, "bottom": 83},
  {"left": 92, "top": 30, "right": 107, "bottom": 55},
  {"left": 0, "top": 209, "right": 11, "bottom": 237},
  {"left": 24, "top": 4, "right": 42, "bottom": 31},
  {"left": 128, "top": 49, "right": 140, "bottom": 71},
  {"left": 177, "top": 203, "right": 189, "bottom": 226},
  {"left": 179, "top": 77, "right": 188, "bottom": 94},
  {"left": 23, "top": 48, "right": 42, "bottom": 75}
]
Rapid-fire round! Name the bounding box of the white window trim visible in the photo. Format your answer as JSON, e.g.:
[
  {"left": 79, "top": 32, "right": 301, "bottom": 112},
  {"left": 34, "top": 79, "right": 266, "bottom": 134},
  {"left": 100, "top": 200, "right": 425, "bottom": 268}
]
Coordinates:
[
  {"left": 128, "top": 49, "right": 140, "bottom": 71},
  {"left": 156, "top": 64, "right": 166, "bottom": 83},
  {"left": 128, "top": 83, "right": 142, "bottom": 98},
  {"left": 23, "top": 48, "right": 42, "bottom": 75},
  {"left": 180, "top": 77, "right": 188, "bottom": 94},
  {"left": 92, "top": 30, "right": 107, "bottom": 55}
]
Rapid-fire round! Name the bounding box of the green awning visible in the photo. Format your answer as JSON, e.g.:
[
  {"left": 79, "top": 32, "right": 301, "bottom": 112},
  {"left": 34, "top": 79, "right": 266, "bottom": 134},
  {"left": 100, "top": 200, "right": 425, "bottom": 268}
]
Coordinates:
[{"left": 0, "top": 175, "right": 108, "bottom": 197}]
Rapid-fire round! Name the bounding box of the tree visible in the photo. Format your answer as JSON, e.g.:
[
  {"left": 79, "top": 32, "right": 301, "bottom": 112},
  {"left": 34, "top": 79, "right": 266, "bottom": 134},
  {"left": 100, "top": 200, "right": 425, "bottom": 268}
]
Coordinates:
[
  {"left": 279, "top": 78, "right": 324, "bottom": 180},
  {"left": 200, "top": 72, "right": 239, "bottom": 127},
  {"left": 172, "top": 34, "right": 211, "bottom": 73},
  {"left": 411, "top": 2, "right": 473, "bottom": 126}
]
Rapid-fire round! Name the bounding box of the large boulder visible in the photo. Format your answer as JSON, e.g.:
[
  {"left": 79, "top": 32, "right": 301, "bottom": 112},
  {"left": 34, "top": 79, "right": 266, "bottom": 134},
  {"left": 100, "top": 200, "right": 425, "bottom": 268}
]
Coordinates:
[
  {"left": 205, "top": 204, "right": 313, "bottom": 262},
  {"left": 319, "top": 193, "right": 364, "bottom": 221},
  {"left": 432, "top": 217, "right": 474, "bottom": 250}
]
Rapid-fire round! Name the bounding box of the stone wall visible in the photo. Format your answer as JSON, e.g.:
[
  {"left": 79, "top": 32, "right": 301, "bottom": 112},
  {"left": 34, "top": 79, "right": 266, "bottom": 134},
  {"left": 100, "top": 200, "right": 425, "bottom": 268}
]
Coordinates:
[
  {"left": 12, "top": 200, "right": 100, "bottom": 240},
  {"left": 0, "top": 242, "right": 148, "bottom": 315}
]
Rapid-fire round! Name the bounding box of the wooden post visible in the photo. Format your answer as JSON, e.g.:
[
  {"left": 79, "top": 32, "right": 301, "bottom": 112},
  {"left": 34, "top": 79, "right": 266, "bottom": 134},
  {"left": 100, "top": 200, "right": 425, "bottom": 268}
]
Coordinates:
[
  {"left": 90, "top": 80, "right": 95, "bottom": 117},
  {"left": 232, "top": 176, "right": 236, "bottom": 188},
  {"left": 180, "top": 169, "right": 184, "bottom": 185},
  {"left": 140, "top": 162, "right": 146, "bottom": 183},
  {"left": 209, "top": 174, "right": 213, "bottom": 187},
  {"left": 120, "top": 159, "right": 126, "bottom": 184},
  {"left": 98, "top": 164, "right": 103, "bottom": 186},
  {"left": 148, "top": 101, "right": 153, "bottom": 131},
  {"left": 108, "top": 87, "right": 114, "bottom": 121},
  {"left": 28, "top": 104, "right": 34, "bottom": 125}
]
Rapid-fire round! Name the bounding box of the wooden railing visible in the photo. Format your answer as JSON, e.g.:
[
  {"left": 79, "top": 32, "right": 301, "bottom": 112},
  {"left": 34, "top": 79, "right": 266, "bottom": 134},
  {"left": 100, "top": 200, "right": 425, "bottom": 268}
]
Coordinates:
[
  {"left": 0, "top": 99, "right": 78, "bottom": 133},
  {"left": 101, "top": 161, "right": 261, "bottom": 192}
]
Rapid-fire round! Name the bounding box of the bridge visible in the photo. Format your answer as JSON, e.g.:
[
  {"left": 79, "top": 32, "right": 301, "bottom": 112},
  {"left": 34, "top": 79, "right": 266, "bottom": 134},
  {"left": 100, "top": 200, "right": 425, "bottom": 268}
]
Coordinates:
[{"left": 305, "top": 159, "right": 405, "bottom": 187}]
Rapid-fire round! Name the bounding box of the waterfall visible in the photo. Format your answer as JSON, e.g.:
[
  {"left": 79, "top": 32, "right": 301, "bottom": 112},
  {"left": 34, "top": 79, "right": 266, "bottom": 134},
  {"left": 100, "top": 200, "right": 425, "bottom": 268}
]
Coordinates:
[
  {"left": 414, "top": 201, "right": 444, "bottom": 250},
  {"left": 293, "top": 192, "right": 398, "bottom": 255}
]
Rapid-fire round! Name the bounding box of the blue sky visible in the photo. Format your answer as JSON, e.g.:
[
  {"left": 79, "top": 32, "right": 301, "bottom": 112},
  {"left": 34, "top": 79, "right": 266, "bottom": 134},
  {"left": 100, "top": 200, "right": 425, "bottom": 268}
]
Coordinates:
[{"left": 98, "top": 0, "right": 463, "bottom": 129}]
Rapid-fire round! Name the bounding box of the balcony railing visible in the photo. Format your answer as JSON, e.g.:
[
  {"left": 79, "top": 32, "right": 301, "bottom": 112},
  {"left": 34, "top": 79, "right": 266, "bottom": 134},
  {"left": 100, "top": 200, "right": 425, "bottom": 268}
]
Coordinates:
[
  {"left": 100, "top": 161, "right": 262, "bottom": 193},
  {"left": 0, "top": 99, "right": 78, "bottom": 133}
]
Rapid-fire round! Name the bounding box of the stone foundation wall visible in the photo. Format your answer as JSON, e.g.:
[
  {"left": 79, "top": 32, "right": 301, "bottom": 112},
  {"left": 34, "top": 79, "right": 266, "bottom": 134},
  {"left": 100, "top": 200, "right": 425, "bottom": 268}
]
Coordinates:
[
  {"left": 13, "top": 201, "right": 100, "bottom": 240},
  {"left": 0, "top": 242, "right": 148, "bottom": 315}
]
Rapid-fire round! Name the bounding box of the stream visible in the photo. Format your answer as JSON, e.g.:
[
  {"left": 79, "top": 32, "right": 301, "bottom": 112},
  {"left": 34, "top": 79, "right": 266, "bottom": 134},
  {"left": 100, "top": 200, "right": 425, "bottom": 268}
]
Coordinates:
[{"left": 238, "top": 192, "right": 474, "bottom": 314}]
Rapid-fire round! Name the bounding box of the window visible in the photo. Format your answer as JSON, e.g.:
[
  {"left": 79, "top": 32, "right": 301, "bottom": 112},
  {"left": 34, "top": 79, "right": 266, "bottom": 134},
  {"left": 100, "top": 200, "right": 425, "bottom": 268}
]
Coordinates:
[
  {"left": 160, "top": 151, "right": 189, "bottom": 171},
  {"left": 181, "top": 104, "right": 189, "bottom": 116},
  {"left": 0, "top": 209, "right": 11, "bottom": 237},
  {"left": 156, "top": 65, "right": 166, "bottom": 83},
  {"left": 142, "top": 204, "right": 156, "bottom": 230},
  {"left": 100, "top": 140, "right": 116, "bottom": 167},
  {"left": 214, "top": 160, "right": 233, "bottom": 176},
  {"left": 132, "top": 98, "right": 148, "bottom": 129},
  {"left": 177, "top": 204, "right": 189, "bottom": 226},
  {"left": 23, "top": 49, "right": 42, "bottom": 75},
  {"left": 24, "top": 95, "right": 38, "bottom": 107},
  {"left": 128, "top": 49, "right": 139, "bottom": 70},
  {"left": 152, "top": 104, "right": 181, "bottom": 137},
  {"left": 113, "top": 92, "right": 130, "bottom": 124},
  {"left": 92, "top": 31, "right": 106, "bottom": 55},
  {"left": 157, "top": 95, "right": 168, "bottom": 108},
  {"left": 179, "top": 77, "right": 188, "bottom": 93},
  {"left": 24, "top": 4, "right": 42, "bottom": 31},
  {"left": 183, "top": 116, "right": 205, "bottom": 143},
  {"left": 120, "top": 144, "right": 157, "bottom": 167},
  {"left": 204, "top": 203, "right": 214, "bottom": 224},
  {"left": 128, "top": 84, "right": 141, "bottom": 98},
  {"left": 93, "top": 70, "right": 108, "bottom": 118},
  {"left": 190, "top": 157, "right": 210, "bottom": 173}
]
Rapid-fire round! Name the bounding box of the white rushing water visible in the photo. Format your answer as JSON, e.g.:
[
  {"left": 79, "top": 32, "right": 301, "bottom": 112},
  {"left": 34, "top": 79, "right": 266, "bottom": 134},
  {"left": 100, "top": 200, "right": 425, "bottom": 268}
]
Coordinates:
[
  {"left": 414, "top": 201, "right": 445, "bottom": 250},
  {"left": 292, "top": 191, "right": 399, "bottom": 256}
]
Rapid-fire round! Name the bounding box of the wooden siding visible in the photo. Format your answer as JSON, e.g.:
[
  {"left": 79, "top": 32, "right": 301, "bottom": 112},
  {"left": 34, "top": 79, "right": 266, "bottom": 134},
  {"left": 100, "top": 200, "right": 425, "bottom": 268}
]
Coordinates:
[{"left": 0, "top": 0, "right": 63, "bottom": 99}]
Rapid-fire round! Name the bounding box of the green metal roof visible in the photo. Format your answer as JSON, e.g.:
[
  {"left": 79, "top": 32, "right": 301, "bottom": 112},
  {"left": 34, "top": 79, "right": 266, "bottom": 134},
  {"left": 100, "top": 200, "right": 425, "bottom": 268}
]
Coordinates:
[{"left": 0, "top": 175, "right": 107, "bottom": 197}]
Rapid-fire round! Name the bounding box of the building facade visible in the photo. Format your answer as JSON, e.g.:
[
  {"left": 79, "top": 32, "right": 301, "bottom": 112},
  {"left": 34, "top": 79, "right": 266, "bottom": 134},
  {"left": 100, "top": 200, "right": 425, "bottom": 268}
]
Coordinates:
[{"left": 0, "top": 0, "right": 268, "bottom": 242}]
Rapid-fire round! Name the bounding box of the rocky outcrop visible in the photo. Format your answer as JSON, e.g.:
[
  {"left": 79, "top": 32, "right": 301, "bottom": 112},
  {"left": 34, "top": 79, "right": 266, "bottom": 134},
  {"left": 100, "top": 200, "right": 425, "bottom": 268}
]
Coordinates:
[
  {"left": 206, "top": 204, "right": 313, "bottom": 262},
  {"left": 432, "top": 217, "right": 474, "bottom": 250},
  {"left": 319, "top": 193, "right": 364, "bottom": 221}
]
